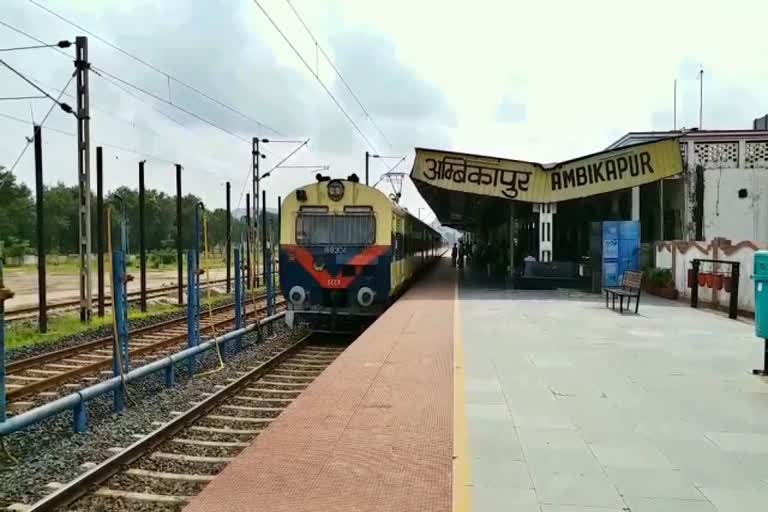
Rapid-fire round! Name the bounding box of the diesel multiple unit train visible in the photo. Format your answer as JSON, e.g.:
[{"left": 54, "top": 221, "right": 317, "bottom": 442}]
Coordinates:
[{"left": 279, "top": 175, "right": 443, "bottom": 332}]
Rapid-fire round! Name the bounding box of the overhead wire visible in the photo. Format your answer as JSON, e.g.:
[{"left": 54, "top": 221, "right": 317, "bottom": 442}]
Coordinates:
[
  {"left": 0, "top": 57, "right": 74, "bottom": 113},
  {"left": 25, "top": 0, "right": 285, "bottom": 136},
  {"left": 252, "top": 0, "right": 380, "bottom": 155},
  {"left": 0, "top": 20, "right": 70, "bottom": 60},
  {"left": 0, "top": 19, "right": 286, "bottom": 147},
  {"left": 4, "top": 71, "right": 75, "bottom": 177},
  {"left": 284, "top": 0, "right": 393, "bottom": 149},
  {"left": 0, "top": 111, "right": 229, "bottom": 180},
  {"left": 91, "top": 66, "right": 251, "bottom": 144}
]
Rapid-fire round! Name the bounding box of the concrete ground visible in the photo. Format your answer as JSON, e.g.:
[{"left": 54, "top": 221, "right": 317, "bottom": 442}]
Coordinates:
[
  {"left": 3, "top": 267, "right": 229, "bottom": 310},
  {"left": 459, "top": 273, "right": 768, "bottom": 512}
]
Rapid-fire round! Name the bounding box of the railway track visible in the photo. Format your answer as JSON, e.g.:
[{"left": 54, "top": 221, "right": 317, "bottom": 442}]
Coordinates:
[
  {"left": 26, "top": 334, "right": 344, "bottom": 512},
  {"left": 5, "top": 295, "right": 286, "bottom": 414},
  {"left": 4, "top": 279, "right": 229, "bottom": 322}
]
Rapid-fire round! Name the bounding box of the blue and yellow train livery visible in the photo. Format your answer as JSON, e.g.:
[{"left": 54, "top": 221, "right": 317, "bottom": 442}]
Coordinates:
[{"left": 280, "top": 175, "right": 443, "bottom": 332}]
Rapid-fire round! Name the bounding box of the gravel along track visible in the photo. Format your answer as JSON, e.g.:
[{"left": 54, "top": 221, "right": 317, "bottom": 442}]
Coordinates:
[
  {"left": 0, "top": 322, "right": 325, "bottom": 510},
  {"left": 23, "top": 334, "right": 347, "bottom": 512}
]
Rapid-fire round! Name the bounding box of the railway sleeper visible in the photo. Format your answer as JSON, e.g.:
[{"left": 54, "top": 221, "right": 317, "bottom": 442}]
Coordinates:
[{"left": 93, "top": 488, "right": 191, "bottom": 505}]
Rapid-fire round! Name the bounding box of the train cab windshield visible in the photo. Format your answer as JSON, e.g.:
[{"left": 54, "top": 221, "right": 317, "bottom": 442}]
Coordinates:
[{"left": 296, "top": 209, "right": 375, "bottom": 246}]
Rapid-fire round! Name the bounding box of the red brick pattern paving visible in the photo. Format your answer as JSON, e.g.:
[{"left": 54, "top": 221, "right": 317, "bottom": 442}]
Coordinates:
[{"left": 185, "top": 261, "right": 455, "bottom": 512}]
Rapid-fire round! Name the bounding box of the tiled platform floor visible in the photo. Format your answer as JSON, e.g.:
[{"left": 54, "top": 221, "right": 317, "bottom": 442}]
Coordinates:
[
  {"left": 185, "top": 261, "right": 455, "bottom": 512},
  {"left": 460, "top": 280, "right": 768, "bottom": 512}
]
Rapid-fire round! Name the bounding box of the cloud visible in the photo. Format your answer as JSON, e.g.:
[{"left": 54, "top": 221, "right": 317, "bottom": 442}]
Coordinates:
[
  {"left": 328, "top": 29, "right": 456, "bottom": 125},
  {"left": 496, "top": 98, "right": 527, "bottom": 123}
]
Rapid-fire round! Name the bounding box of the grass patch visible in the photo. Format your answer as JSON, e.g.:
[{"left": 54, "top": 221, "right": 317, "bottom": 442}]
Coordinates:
[{"left": 5, "top": 302, "right": 183, "bottom": 351}]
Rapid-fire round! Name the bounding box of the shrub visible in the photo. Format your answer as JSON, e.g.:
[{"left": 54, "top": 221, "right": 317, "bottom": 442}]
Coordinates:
[
  {"left": 148, "top": 250, "right": 176, "bottom": 269},
  {"left": 646, "top": 268, "right": 674, "bottom": 288}
]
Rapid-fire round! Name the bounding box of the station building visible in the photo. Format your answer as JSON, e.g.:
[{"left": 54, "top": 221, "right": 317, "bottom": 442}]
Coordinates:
[{"left": 411, "top": 127, "right": 768, "bottom": 285}]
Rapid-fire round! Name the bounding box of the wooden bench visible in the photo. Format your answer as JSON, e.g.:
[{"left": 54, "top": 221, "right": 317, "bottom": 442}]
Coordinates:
[{"left": 604, "top": 270, "right": 643, "bottom": 313}]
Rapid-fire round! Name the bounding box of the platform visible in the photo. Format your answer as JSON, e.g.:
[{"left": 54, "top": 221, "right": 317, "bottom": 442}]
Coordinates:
[
  {"left": 186, "top": 259, "right": 768, "bottom": 512},
  {"left": 185, "top": 260, "right": 455, "bottom": 512},
  {"left": 459, "top": 280, "right": 768, "bottom": 511}
]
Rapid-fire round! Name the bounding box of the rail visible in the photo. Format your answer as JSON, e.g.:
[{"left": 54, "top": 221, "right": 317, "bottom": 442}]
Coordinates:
[
  {"left": 24, "top": 333, "right": 334, "bottom": 511},
  {"left": 0, "top": 311, "right": 285, "bottom": 437}
]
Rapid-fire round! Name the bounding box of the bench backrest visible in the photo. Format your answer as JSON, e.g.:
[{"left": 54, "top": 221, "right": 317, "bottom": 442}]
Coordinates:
[{"left": 622, "top": 270, "right": 643, "bottom": 290}]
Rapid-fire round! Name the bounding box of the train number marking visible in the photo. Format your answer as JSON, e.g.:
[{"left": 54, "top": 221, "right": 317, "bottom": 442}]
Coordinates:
[
  {"left": 327, "top": 278, "right": 342, "bottom": 287},
  {"left": 323, "top": 246, "right": 347, "bottom": 254}
]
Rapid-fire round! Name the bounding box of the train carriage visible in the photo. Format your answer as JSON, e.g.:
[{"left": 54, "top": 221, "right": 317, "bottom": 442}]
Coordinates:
[{"left": 279, "top": 175, "right": 443, "bottom": 332}]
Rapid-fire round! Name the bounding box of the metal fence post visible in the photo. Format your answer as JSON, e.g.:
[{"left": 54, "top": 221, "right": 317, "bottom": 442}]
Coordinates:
[
  {"left": 729, "top": 262, "right": 740, "bottom": 320},
  {"left": 234, "top": 248, "right": 242, "bottom": 353},
  {"left": 186, "top": 250, "right": 199, "bottom": 376},
  {"left": 73, "top": 401, "right": 87, "bottom": 433},
  {"left": 690, "top": 259, "right": 700, "bottom": 309},
  {"left": 112, "top": 250, "right": 129, "bottom": 413},
  {"left": 0, "top": 259, "right": 12, "bottom": 423}
]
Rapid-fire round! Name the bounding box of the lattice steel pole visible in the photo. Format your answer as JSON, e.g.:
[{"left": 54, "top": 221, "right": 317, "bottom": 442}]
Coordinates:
[{"left": 75, "top": 36, "right": 92, "bottom": 322}]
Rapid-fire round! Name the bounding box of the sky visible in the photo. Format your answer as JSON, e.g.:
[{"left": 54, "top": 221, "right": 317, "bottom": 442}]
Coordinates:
[{"left": 2, "top": 0, "right": 768, "bottom": 224}]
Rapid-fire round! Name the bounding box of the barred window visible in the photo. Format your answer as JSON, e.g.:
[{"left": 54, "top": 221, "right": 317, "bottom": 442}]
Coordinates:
[{"left": 296, "top": 214, "right": 375, "bottom": 245}]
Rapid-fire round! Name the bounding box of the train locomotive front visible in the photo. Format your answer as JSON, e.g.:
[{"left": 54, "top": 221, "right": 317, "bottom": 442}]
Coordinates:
[{"left": 279, "top": 176, "right": 440, "bottom": 332}]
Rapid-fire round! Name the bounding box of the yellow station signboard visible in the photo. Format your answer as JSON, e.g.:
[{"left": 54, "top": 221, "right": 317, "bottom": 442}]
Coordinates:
[{"left": 411, "top": 137, "right": 683, "bottom": 203}]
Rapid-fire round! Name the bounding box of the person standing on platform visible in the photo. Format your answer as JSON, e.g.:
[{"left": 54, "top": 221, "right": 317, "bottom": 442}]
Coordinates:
[
  {"left": 451, "top": 243, "right": 458, "bottom": 266},
  {"left": 458, "top": 242, "right": 465, "bottom": 268}
]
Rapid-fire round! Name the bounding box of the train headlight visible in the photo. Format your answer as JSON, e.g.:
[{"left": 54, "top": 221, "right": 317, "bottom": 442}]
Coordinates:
[
  {"left": 327, "top": 180, "right": 344, "bottom": 201},
  {"left": 289, "top": 286, "right": 306, "bottom": 305},
  {"left": 357, "top": 287, "right": 375, "bottom": 307}
]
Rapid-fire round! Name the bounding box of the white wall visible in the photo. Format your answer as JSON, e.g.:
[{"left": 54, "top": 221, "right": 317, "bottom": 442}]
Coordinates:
[
  {"left": 655, "top": 240, "right": 766, "bottom": 312},
  {"left": 703, "top": 168, "right": 768, "bottom": 244}
]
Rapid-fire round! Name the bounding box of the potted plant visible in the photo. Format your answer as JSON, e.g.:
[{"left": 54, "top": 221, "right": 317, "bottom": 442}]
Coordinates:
[{"left": 646, "top": 268, "right": 678, "bottom": 300}]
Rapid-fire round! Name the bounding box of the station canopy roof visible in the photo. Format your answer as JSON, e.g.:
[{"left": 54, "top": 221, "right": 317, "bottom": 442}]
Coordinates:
[{"left": 410, "top": 137, "right": 684, "bottom": 229}]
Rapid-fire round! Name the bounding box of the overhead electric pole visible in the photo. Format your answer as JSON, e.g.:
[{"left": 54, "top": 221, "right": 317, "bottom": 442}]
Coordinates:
[
  {"left": 226, "top": 181, "right": 231, "bottom": 293},
  {"left": 138, "top": 160, "right": 147, "bottom": 312},
  {"left": 75, "top": 36, "right": 92, "bottom": 322},
  {"left": 34, "top": 125, "right": 47, "bottom": 333},
  {"left": 252, "top": 137, "right": 261, "bottom": 288},
  {"left": 176, "top": 164, "right": 183, "bottom": 305}
]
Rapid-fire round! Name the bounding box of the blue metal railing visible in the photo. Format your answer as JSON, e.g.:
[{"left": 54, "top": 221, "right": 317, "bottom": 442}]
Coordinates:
[{"left": 0, "top": 246, "right": 280, "bottom": 437}]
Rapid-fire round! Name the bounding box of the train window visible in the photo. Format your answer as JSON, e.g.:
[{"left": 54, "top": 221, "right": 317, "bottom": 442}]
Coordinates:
[
  {"left": 296, "top": 214, "right": 375, "bottom": 246},
  {"left": 300, "top": 206, "right": 329, "bottom": 213},
  {"left": 344, "top": 206, "right": 373, "bottom": 213}
]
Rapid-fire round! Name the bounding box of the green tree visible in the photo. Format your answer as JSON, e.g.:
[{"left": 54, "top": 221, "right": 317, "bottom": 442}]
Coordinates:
[
  {"left": 0, "top": 170, "right": 35, "bottom": 248},
  {"left": 43, "top": 183, "right": 80, "bottom": 254}
]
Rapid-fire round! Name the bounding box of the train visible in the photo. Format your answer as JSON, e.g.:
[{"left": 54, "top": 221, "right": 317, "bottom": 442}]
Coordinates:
[{"left": 279, "top": 174, "right": 444, "bottom": 332}]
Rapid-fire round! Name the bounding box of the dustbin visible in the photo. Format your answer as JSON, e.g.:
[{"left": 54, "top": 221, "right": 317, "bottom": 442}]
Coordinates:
[
  {"left": 756, "top": 251, "right": 768, "bottom": 338},
  {"left": 753, "top": 250, "right": 768, "bottom": 375}
]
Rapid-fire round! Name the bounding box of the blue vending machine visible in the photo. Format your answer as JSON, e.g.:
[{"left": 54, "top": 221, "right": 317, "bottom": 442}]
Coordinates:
[{"left": 602, "top": 221, "right": 640, "bottom": 288}]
